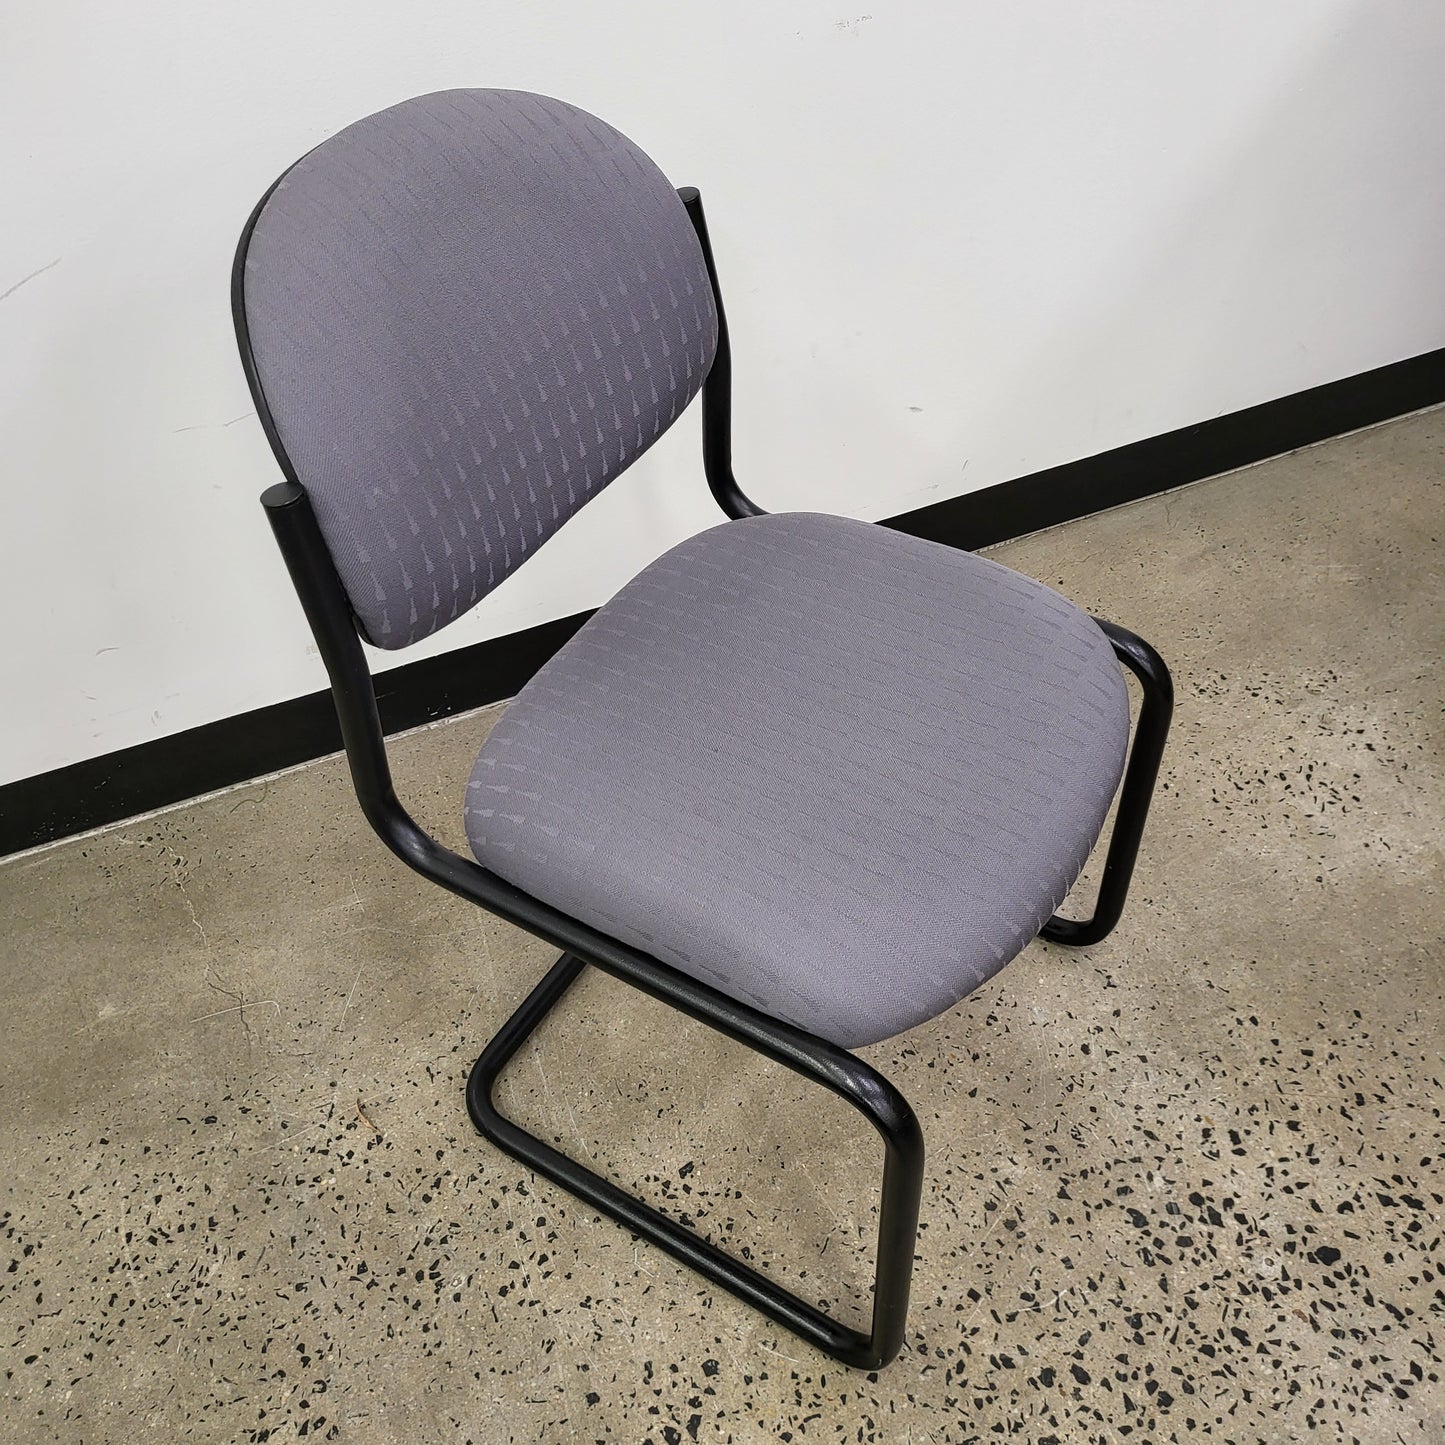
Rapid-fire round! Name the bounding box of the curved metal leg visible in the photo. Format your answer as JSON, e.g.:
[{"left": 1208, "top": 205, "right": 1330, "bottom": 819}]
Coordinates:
[
  {"left": 467, "top": 952, "right": 925, "bottom": 1369},
  {"left": 1043, "top": 619, "right": 1174, "bottom": 947}
]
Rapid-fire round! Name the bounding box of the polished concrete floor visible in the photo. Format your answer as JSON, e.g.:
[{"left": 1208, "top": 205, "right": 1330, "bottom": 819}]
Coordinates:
[{"left": 3, "top": 408, "right": 1442, "bottom": 1444}]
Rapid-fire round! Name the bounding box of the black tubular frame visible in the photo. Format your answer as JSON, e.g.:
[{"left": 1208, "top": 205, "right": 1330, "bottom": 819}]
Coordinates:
[
  {"left": 679, "top": 187, "right": 765, "bottom": 519},
  {"left": 258, "top": 478, "right": 924, "bottom": 1368},
  {"left": 1042, "top": 621, "right": 1173, "bottom": 945},
  {"left": 239, "top": 180, "right": 1171, "bottom": 1371}
]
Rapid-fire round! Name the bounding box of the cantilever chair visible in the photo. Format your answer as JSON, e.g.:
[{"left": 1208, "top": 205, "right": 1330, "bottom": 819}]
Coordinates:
[{"left": 233, "top": 88, "right": 1172, "bottom": 1369}]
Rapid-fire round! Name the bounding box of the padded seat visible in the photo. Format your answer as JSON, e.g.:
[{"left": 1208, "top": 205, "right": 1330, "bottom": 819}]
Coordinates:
[{"left": 466, "top": 511, "right": 1129, "bottom": 1047}]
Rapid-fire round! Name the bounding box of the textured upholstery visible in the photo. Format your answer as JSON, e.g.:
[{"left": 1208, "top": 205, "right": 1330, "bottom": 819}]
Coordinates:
[
  {"left": 466, "top": 513, "right": 1130, "bottom": 1049},
  {"left": 241, "top": 89, "right": 717, "bottom": 648}
]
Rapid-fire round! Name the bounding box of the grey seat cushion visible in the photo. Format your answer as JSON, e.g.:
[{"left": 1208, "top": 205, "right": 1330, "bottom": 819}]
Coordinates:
[{"left": 465, "top": 513, "right": 1129, "bottom": 1048}]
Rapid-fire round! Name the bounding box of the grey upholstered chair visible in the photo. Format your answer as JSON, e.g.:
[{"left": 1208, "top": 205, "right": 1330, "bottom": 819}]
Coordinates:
[{"left": 233, "top": 88, "right": 1172, "bottom": 1369}]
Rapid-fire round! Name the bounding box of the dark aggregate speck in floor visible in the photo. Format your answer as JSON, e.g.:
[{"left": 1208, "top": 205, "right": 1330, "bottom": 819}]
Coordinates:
[{"left": 2, "top": 408, "right": 1442, "bottom": 1442}]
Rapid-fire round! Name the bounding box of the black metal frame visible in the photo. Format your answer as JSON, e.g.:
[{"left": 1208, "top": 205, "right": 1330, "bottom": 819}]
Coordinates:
[
  {"left": 236, "top": 180, "right": 1172, "bottom": 1370},
  {"left": 1042, "top": 620, "right": 1173, "bottom": 945}
]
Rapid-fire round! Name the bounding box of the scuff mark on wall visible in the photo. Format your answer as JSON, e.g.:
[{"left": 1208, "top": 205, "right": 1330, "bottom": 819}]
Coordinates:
[{"left": 0, "top": 256, "right": 62, "bottom": 304}]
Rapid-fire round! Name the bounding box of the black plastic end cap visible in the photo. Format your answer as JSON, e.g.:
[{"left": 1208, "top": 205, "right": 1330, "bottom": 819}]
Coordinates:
[{"left": 260, "top": 480, "right": 305, "bottom": 510}]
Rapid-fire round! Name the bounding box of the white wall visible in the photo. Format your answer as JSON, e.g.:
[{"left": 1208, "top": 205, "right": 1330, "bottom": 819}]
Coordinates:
[{"left": 4, "top": 1, "right": 1444, "bottom": 786}]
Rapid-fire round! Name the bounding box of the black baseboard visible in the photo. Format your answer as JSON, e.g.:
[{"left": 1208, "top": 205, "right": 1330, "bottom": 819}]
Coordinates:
[
  {"left": 883, "top": 345, "right": 1445, "bottom": 551},
  {"left": 1, "top": 610, "right": 593, "bottom": 858},
  {"left": 4, "top": 344, "right": 1442, "bottom": 858}
]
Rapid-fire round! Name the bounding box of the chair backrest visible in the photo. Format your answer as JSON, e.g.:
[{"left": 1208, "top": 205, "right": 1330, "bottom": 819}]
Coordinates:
[{"left": 235, "top": 88, "right": 718, "bottom": 649}]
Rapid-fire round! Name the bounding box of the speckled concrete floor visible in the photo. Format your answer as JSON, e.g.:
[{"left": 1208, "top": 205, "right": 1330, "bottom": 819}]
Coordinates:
[{"left": 3, "top": 408, "right": 1443, "bottom": 1444}]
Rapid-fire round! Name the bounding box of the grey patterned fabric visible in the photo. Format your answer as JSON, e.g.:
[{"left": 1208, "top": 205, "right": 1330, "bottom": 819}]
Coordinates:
[
  {"left": 241, "top": 89, "right": 717, "bottom": 648},
  {"left": 466, "top": 513, "right": 1130, "bottom": 1049}
]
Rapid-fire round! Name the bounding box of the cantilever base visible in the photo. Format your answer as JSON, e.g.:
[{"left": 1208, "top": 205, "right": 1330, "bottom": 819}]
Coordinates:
[{"left": 466, "top": 951, "right": 925, "bottom": 1369}]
